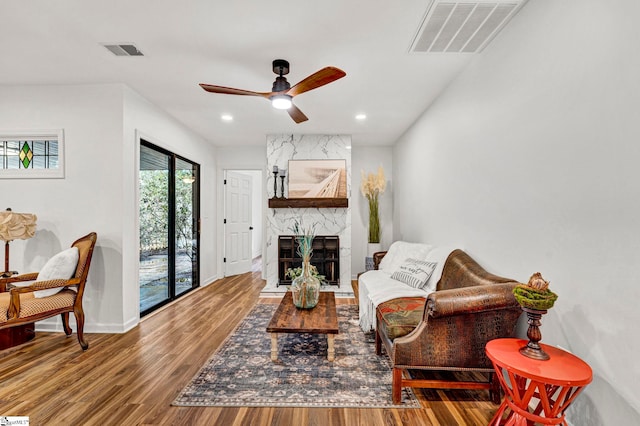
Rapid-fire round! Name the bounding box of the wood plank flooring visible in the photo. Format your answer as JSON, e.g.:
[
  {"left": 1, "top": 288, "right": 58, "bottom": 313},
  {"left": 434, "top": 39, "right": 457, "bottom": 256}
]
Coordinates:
[{"left": 0, "top": 269, "right": 500, "bottom": 425}]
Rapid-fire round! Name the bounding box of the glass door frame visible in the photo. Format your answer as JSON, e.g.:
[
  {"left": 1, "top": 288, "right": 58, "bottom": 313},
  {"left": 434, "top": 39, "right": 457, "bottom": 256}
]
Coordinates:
[{"left": 139, "top": 139, "right": 200, "bottom": 317}]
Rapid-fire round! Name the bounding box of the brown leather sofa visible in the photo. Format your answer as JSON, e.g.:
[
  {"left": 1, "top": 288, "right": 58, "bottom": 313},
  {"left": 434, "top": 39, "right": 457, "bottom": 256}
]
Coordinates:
[{"left": 373, "top": 249, "right": 522, "bottom": 404}]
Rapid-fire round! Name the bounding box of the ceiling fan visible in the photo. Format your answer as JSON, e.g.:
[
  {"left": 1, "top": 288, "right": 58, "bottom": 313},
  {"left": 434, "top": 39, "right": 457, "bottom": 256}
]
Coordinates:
[{"left": 199, "top": 59, "right": 346, "bottom": 123}]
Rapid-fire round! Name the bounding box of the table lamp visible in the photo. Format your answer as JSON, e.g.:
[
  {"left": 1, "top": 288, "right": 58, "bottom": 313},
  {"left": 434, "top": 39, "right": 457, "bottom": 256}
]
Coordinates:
[{"left": 0, "top": 208, "right": 37, "bottom": 277}]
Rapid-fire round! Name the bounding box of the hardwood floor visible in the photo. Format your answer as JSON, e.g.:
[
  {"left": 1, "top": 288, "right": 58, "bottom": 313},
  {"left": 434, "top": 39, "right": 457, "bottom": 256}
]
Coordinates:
[{"left": 0, "top": 269, "right": 499, "bottom": 425}]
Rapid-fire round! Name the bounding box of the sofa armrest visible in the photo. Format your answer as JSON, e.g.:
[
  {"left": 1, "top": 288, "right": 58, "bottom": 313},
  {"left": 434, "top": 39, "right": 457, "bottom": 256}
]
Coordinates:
[
  {"left": 373, "top": 251, "right": 387, "bottom": 270},
  {"left": 427, "top": 282, "right": 519, "bottom": 318},
  {"left": 437, "top": 249, "right": 516, "bottom": 290},
  {"left": 388, "top": 283, "right": 522, "bottom": 369}
]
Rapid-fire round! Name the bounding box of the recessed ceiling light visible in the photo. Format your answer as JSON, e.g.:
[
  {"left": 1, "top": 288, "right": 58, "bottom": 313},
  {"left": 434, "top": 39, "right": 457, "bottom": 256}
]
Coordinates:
[
  {"left": 346, "top": 145, "right": 352, "bottom": 150},
  {"left": 355, "top": 113, "right": 367, "bottom": 120},
  {"left": 221, "top": 114, "right": 233, "bottom": 121}
]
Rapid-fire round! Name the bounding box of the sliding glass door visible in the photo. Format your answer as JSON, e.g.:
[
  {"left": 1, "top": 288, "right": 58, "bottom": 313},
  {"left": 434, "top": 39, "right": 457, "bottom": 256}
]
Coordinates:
[
  {"left": 175, "top": 157, "right": 198, "bottom": 297},
  {"left": 139, "top": 140, "right": 200, "bottom": 316}
]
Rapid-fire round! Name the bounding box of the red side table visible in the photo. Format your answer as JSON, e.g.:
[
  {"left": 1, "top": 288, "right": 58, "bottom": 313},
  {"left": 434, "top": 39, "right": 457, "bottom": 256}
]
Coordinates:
[{"left": 486, "top": 338, "right": 592, "bottom": 426}]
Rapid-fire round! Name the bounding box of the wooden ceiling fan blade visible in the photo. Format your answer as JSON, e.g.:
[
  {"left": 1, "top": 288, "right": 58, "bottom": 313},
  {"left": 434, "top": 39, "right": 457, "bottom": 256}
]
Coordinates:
[
  {"left": 288, "top": 104, "right": 308, "bottom": 123},
  {"left": 287, "top": 67, "right": 346, "bottom": 97},
  {"left": 199, "top": 84, "right": 272, "bottom": 98}
]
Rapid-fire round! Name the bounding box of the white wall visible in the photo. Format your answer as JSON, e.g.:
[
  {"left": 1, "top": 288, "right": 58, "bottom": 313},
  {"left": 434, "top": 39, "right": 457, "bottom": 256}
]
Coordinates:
[
  {"left": 0, "top": 84, "right": 125, "bottom": 331},
  {"left": 392, "top": 0, "right": 640, "bottom": 424},
  {"left": 0, "top": 83, "right": 217, "bottom": 333},
  {"left": 350, "top": 146, "right": 393, "bottom": 276}
]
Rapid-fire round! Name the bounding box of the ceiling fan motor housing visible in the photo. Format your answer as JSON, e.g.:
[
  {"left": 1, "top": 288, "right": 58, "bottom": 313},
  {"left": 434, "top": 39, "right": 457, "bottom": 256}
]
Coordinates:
[
  {"left": 272, "top": 59, "right": 290, "bottom": 75},
  {"left": 272, "top": 76, "right": 290, "bottom": 92}
]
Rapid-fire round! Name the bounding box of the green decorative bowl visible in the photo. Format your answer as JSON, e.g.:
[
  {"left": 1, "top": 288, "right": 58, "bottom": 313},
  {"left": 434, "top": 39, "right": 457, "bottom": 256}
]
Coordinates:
[{"left": 513, "top": 285, "right": 558, "bottom": 311}]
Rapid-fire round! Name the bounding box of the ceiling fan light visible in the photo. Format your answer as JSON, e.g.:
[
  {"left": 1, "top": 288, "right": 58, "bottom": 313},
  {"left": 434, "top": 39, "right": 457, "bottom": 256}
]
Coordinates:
[{"left": 271, "top": 95, "right": 292, "bottom": 110}]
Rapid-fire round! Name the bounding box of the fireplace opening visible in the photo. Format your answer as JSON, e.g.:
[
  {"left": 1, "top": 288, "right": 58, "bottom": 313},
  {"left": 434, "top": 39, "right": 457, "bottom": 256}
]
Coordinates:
[{"left": 277, "top": 235, "right": 340, "bottom": 287}]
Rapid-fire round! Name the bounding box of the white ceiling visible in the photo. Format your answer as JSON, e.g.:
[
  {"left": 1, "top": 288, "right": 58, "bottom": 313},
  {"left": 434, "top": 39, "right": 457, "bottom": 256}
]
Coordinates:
[{"left": 1, "top": 0, "right": 478, "bottom": 147}]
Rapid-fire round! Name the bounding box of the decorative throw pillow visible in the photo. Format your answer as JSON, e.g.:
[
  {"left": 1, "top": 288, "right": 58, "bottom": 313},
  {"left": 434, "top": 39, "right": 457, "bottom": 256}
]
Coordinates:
[
  {"left": 378, "top": 241, "right": 433, "bottom": 273},
  {"left": 391, "top": 258, "right": 438, "bottom": 289},
  {"left": 34, "top": 247, "right": 79, "bottom": 298}
]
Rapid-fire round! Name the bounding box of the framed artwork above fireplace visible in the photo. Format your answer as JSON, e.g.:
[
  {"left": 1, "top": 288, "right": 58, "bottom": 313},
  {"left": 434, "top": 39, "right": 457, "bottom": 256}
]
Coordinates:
[{"left": 288, "top": 159, "right": 347, "bottom": 199}]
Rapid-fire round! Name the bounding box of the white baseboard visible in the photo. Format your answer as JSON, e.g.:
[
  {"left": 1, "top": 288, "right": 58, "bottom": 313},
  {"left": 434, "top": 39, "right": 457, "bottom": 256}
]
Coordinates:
[
  {"left": 36, "top": 323, "right": 132, "bottom": 334},
  {"left": 202, "top": 274, "right": 220, "bottom": 286},
  {"left": 35, "top": 316, "right": 138, "bottom": 334}
]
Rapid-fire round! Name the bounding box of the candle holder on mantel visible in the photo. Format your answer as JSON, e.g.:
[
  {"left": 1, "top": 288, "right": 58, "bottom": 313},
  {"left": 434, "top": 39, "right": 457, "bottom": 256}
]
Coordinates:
[
  {"left": 279, "top": 169, "right": 287, "bottom": 198},
  {"left": 272, "top": 166, "right": 279, "bottom": 199},
  {"left": 512, "top": 272, "right": 558, "bottom": 361}
]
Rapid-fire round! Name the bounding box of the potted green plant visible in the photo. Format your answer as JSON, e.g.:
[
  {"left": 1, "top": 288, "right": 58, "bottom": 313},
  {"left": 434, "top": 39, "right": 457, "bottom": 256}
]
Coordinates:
[
  {"left": 361, "top": 166, "right": 386, "bottom": 257},
  {"left": 289, "top": 217, "right": 321, "bottom": 309}
]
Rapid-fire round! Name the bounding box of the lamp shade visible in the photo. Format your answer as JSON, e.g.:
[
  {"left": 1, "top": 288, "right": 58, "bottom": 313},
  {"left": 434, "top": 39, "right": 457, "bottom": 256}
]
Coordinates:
[{"left": 0, "top": 211, "right": 37, "bottom": 242}]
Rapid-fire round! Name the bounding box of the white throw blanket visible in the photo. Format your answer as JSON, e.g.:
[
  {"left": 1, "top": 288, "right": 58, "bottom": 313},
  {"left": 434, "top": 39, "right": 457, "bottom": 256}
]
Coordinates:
[
  {"left": 358, "top": 270, "right": 428, "bottom": 332},
  {"left": 357, "top": 242, "right": 456, "bottom": 332}
]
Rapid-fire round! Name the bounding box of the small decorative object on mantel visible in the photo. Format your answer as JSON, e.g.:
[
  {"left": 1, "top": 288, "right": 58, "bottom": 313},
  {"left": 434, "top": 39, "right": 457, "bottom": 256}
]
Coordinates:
[
  {"left": 271, "top": 166, "right": 279, "bottom": 199},
  {"left": 513, "top": 272, "right": 558, "bottom": 360},
  {"left": 279, "top": 168, "right": 287, "bottom": 198},
  {"left": 289, "top": 217, "right": 321, "bottom": 309},
  {"left": 361, "top": 166, "right": 386, "bottom": 260}
]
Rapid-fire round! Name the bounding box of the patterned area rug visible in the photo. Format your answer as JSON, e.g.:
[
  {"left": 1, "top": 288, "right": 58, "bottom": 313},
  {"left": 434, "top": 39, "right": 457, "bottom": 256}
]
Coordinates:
[{"left": 172, "top": 303, "right": 420, "bottom": 408}]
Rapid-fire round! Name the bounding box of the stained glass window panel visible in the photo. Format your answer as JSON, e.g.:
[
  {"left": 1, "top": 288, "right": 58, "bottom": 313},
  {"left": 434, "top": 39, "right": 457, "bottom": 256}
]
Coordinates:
[
  {"left": 1, "top": 140, "right": 59, "bottom": 169},
  {"left": 33, "top": 141, "right": 46, "bottom": 155},
  {"left": 1, "top": 131, "right": 64, "bottom": 178},
  {"left": 20, "top": 142, "right": 34, "bottom": 168}
]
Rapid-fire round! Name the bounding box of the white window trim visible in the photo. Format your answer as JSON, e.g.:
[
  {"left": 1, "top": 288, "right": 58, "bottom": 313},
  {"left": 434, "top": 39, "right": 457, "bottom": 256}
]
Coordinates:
[{"left": 0, "top": 129, "right": 65, "bottom": 179}]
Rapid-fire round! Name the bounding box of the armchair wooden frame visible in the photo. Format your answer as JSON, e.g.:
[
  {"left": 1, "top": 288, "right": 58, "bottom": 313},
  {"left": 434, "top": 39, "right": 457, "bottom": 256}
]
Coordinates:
[{"left": 0, "top": 232, "right": 97, "bottom": 350}]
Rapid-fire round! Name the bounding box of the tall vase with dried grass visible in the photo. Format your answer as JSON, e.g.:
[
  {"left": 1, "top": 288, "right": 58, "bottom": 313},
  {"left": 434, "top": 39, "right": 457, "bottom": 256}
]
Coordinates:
[
  {"left": 361, "top": 167, "right": 386, "bottom": 251},
  {"left": 290, "top": 217, "right": 321, "bottom": 309}
]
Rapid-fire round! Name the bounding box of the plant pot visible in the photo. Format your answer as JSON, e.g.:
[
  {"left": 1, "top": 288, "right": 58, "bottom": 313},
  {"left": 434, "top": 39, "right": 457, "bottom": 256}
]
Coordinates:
[
  {"left": 367, "top": 243, "right": 382, "bottom": 257},
  {"left": 291, "top": 259, "right": 320, "bottom": 309}
]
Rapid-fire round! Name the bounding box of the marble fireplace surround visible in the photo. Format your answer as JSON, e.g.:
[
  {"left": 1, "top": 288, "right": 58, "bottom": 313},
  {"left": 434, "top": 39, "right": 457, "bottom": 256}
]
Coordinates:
[{"left": 262, "top": 134, "right": 353, "bottom": 297}]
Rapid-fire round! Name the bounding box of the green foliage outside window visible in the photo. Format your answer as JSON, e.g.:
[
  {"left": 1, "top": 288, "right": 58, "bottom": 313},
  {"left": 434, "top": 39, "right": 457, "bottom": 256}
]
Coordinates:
[{"left": 139, "top": 169, "right": 195, "bottom": 260}]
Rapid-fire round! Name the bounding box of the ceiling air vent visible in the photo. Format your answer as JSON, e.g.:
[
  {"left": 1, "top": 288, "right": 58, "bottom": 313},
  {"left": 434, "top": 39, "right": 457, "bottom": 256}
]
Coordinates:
[
  {"left": 410, "top": 0, "right": 528, "bottom": 53},
  {"left": 102, "top": 43, "right": 144, "bottom": 57}
]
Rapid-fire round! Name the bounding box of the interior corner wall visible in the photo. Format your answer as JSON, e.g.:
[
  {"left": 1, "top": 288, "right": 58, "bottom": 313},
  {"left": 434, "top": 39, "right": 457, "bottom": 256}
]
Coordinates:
[
  {"left": 350, "top": 146, "right": 393, "bottom": 277},
  {"left": 392, "top": 0, "right": 640, "bottom": 424},
  {"left": 122, "top": 85, "right": 217, "bottom": 329},
  {"left": 0, "top": 84, "right": 126, "bottom": 332},
  {"left": 0, "top": 84, "right": 217, "bottom": 334}
]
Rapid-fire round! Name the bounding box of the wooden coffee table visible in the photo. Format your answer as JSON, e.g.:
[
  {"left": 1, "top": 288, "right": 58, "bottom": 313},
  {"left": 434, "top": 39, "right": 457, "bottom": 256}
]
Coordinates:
[{"left": 266, "top": 291, "right": 339, "bottom": 362}]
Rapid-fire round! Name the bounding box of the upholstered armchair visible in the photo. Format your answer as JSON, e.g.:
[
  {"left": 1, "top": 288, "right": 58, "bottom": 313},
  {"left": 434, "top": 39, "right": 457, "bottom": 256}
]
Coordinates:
[
  {"left": 374, "top": 249, "right": 522, "bottom": 404},
  {"left": 0, "top": 232, "right": 97, "bottom": 350}
]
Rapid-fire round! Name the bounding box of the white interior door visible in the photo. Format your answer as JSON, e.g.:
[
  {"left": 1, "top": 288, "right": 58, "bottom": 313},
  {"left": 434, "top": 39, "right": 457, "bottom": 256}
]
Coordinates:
[{"left": 224, "top": 170, "right": 253, "bottom": 276}]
